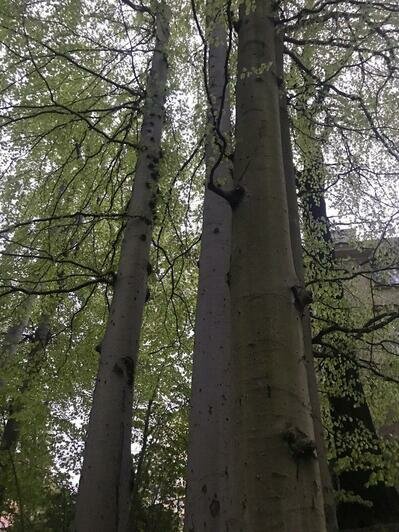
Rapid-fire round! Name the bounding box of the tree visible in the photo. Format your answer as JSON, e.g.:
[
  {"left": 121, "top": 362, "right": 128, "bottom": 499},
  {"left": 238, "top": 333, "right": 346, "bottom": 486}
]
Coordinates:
[
  {"left": 227, "top": 2, "right": 326, "bottom": 529},
  {"left": 0, "top": 308, "right": 52, "bottom": 512},
  {"left": 299, "top": 156, "right": 399, "bottom": 528},
  {"left": 275, "top": 31, "right": 338, "bottom": 531},
  {"left": 75, "top": 3, "right": 171, "bottom": 530},
  {"left": 184, "top": 1, "right": 234, "bottom": 530},
  {"left": 0, "top": 0, "right": 398, "bottom": 529},
  {"left": 291, "top": 40, "right": 399, "bottom": 526}
]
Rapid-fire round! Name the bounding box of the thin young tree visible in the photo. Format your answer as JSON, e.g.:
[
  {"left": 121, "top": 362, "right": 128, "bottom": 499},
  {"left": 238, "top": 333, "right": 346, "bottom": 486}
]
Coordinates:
[
  {"left": 0, "top": 297, "right": 34, "bottom": 512},
  {"left": 0, "top": 312, "right": 52, "bottom": 511}
]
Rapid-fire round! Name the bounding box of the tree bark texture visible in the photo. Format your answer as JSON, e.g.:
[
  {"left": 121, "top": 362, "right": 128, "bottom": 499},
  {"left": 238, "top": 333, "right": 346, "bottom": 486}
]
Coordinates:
[
  {"left": 184, "top": 3, "right": 233, "bottom": 530},
  {"left": 75, "top": 5, "right": 170, "bottom": 531},
  {"left": 229, "top": 3, "right": 326, "bottom": 530},
  {"left": 275, "top": 32, "right": 338, "bottom": 532}
]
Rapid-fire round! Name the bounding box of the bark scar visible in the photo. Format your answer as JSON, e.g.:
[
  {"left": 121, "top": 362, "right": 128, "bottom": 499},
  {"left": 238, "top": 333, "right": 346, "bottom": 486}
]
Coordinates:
[
  {"left": 209, "top": 497, "right": 220, "bottom": 517},
  {"left": 122, "top": 356, "right": 134, "bottom": 386},
  {"left": 282, "top": 424, "right": 316, "bottom": 460},
  {"left": 291, "top": 285, "right": 313, "bottom": 313}
]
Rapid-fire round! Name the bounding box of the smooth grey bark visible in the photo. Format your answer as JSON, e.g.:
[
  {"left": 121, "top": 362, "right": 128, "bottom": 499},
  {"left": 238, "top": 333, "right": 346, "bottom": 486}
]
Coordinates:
[
  {"left": 184, "top": 3, "right": 233, "bottom": 530},
  {"left": 275, "top": 32, "right": 338, "bottom": 532},
  {"left": 229, "top": 3, "right": 326, "bottom": 530},
  {"left": 75, "top": 5, "right": 170, "bottom": 531}
]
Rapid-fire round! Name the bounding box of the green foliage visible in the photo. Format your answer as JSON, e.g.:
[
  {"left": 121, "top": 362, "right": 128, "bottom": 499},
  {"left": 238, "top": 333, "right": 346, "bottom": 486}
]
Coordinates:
[{"left": 0, "top": 0, "right": 398, "bottom": 528}]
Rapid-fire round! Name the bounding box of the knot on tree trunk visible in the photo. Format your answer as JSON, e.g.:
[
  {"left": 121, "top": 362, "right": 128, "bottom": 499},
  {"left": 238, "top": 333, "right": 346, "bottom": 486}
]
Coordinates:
[
  {"left": 208, "top": 182, "right": 245, "bottom": 210},
  {"left": 282, "top": 424, "right": 317, "bottom": 460},
  {"left": 291, "top": 285, "right": 313, "bottom": 312}
]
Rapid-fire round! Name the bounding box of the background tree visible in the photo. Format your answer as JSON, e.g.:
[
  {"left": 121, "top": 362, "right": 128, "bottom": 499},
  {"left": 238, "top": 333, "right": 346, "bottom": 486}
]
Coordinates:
[{"left": 285, "top": 1, "right": 399, "bottom": 525}]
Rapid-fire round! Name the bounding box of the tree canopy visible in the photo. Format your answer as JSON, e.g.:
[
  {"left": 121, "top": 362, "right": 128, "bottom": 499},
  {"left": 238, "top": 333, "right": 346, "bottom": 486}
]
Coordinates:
[{"left": 0, "top": 0, "right": 398, "bottom": 530}]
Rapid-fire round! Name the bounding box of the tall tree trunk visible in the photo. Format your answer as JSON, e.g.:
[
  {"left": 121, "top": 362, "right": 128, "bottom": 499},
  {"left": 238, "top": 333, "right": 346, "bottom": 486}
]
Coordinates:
[
  {"left": 184, "top": 2, "right": 233, "bottom": 530},
  {"left": 229, "top": 3, "right": 326, "bottom": 530},
  {"left": 275, "top": 32, "right": 338, "bottom": 532},
  {"left": 75, "top": 5, "right": 170, "bottom": 531}
]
